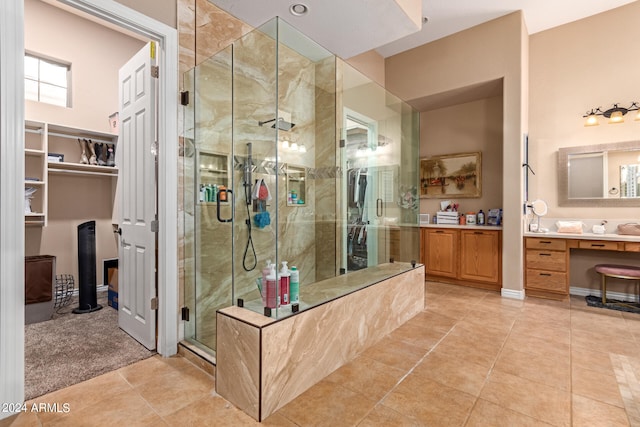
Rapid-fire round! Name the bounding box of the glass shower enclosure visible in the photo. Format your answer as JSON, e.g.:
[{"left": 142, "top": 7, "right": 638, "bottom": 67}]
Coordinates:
[{"left": 182, "top": 17, "right": 420, "bottom": 357}]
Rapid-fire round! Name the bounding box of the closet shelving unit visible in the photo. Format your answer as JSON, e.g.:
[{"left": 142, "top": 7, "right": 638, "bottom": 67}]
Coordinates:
[{"left": 24, "top": 120, "right": 119, "bottom": 226}]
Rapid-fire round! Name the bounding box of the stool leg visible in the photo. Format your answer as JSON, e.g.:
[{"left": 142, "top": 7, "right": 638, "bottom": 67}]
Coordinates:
[{"left": 601, "top": 274, "right": 607, "bottom": 304}]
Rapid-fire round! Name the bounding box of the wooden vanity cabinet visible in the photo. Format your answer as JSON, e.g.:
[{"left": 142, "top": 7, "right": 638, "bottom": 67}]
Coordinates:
[
  {"left": 524, "top": 237, "right": 569, "bottom": 298},
  {"left": 424, "top": 228, "right": 457, "bottom": 278},
  {"left": 422, "top": 227, "right": 502, "bottom": 290},
  {"left": 460, "top": 230, "right": 501, "bottom": 284}
]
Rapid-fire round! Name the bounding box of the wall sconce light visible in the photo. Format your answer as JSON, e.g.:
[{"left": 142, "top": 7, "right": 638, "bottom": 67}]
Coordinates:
[{"left": 583, "top": 102, "right": 640, "bottom": 126}]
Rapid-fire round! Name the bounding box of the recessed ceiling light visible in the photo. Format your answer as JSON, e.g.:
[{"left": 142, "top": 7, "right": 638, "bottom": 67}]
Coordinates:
[{"left": 289, "top": 4, "right": 308, "bottom": 16}]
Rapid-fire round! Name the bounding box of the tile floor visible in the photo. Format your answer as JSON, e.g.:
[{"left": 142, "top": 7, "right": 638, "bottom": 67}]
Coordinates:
[{"left": 4, "top": 281, "right": 640, "bottom": 426}]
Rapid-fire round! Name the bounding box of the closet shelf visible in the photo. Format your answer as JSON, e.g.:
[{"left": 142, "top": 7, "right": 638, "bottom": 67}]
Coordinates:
[
  {"left": 48, "top": 162, "right": 118, "bottom": 177},
  {"left": 25, "top": 149, "right": 45, "bottom": 156}
]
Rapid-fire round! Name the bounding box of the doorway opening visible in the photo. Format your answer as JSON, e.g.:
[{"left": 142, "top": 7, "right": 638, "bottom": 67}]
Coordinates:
[{"left": 20, "top": 0, "right": 178, "bottom": 400}]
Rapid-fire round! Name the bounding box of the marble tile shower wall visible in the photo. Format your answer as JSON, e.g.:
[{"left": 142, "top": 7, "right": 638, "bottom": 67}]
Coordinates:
[{"left": 179, "top": 0, "right": 339, "bottom": 349}]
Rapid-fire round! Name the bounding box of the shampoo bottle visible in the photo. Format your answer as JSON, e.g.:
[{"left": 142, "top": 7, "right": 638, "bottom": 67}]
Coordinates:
[
  {"left": 477, "top": 209, "right": 485, "bottom": 225},
  {"left": 290, "top": 266, "right": 299, "bottom": 303},
  {"left": 266, "top": 263, "right": 278, "bottom": 309},
  {"left": 280, "top": 261, "right": 290, "bottom": 306}
]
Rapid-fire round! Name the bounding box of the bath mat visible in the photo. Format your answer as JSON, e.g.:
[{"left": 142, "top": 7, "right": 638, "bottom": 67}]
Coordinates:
[{"left": 585, "top": 295, "right": 640, "bottom": 314}]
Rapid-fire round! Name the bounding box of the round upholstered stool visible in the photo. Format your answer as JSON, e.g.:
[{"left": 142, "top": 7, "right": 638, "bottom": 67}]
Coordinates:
[{"left": 595, "top": 264, "right": 640, "bottom": 305}]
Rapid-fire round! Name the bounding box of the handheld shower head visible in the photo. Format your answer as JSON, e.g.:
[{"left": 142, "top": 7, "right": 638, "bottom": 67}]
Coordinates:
[{"left": 258, "top": 117, "right": 296, "bottom": 131}]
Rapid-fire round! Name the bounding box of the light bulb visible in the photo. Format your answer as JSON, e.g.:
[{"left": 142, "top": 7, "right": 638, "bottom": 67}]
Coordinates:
[
  {"left": 299, "top": 145, "right": 307, "bottom": 153},
  {"left": 584, "top": 114, "right": 599, "bottom": 127},
  {"left": 282, "top": 140, "right": 290, "bottom": 149},
  {"left": 635, "top": 110, "right": 640, "bottom": 121},
  {"left": 291, "top": 142, "right": 299, "bottom": 151},
  {"left": 608, "top": 110, "right": 624, "bottom": 124}
]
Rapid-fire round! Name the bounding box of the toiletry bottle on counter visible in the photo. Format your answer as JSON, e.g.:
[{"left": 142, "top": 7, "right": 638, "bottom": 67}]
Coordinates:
[
  {"left": 290, "top": 266, "right": 299, "bottom": 303},
  {"left": 477, "top": 209, "right": 485, "bottom": 225},
  {"left": 266, "top": 263, "right": 278, "bottom": 308},
  {"left": 280, "top": 261, "right": 290, "bottom": 305}
]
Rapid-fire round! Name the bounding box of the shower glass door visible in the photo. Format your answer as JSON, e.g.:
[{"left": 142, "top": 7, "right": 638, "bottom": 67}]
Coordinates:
[{"left": 182, "top": 45, "right": 235, "bottom": 354}]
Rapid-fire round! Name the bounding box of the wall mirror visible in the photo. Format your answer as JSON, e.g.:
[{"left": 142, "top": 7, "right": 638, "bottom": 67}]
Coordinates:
[{"left": 558, "top": 140, "right": 640, "bottom": 206}]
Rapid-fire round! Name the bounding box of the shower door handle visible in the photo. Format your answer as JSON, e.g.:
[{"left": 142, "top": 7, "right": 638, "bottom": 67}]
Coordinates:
[
  {"left": 376, "top": 198, "right": 383, "bottom": 217},
  {"left": 217, "top": 189, "right": 233, "bottom": 223}
]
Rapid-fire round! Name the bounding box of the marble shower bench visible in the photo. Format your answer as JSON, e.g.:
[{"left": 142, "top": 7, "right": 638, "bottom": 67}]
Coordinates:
[{"left": 216, "top": 262, "right": 425, "bottom": 421}]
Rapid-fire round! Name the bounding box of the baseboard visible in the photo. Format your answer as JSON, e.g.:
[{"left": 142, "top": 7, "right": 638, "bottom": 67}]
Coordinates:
[
  {"left": 570, "top": 286, "right": 636, "bottom": 303},
  {"left": 501, "top": 288, "right": 525, "bottom": 300}
]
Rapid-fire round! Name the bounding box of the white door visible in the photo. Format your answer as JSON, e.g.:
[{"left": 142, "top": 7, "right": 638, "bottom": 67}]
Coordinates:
[{"left": 118, "top": 42, "right": 158, "bottom": 350}]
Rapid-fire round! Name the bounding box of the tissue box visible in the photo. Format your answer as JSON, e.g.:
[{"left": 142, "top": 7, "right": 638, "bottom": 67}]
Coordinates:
[{"left": 437, "top": 211, "right": 459, "bottom": 224}]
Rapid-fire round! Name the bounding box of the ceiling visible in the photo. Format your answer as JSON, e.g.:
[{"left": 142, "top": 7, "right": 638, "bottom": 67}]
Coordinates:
[{"left": 208, "top": 0, "right": 637, "bottom": 59}]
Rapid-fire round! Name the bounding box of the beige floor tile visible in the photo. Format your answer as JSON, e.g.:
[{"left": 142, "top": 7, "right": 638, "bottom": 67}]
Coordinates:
[
  {"left": 494, "top": 346, "right": 571, "bottom": 390},
  {"left": 381, "top": 374, "right": 476, "bottom": 426},
  {"left": 260, "top": 412, "right": 298, "bottom": 426},
  {"left": 571, "top": 346, "right": 616, "bottom": 375},
  {"left": 29, "top": 371, "right": 133, "bottom": 424},
  {"left": 275, "top": 380, "right": 375, "bottom": 427},
  {"left": 572, "top": 329, "right": 640, "bottom": 358},
  {"left": 432, "top": 327, "right": 503, "bottom": 369},
  {"left": 0, "top": 410, "right": 40, "bottom": 427},
  {"left": 405, "top": 310, "right": 458, "bottom": 333},
  {"left": 480, "top": 370, "right": 571, "bottom": 427},
  {"left": 502, "top": 329, "right": 571, "bottom": 360},
  {"left": 480, "top": 292, "right": 526, "bottom": 310},
  {"left": 163, "top": 395, "right": 258, "bottom": 426},
  {"left": 118, "top": 355, "right": 176, "bottom": 388},
  {"left": 359, "top": 335, "right": 426, "bottom": 372},
  {"left": 510, "top": 318, "right": 571, "bottom": 346},
  {"left": 411, "top": 351, "right": 490, "bottom": 396},
  {"left": 388, "top": 321, "right": 449, "bottom": 351},
  {"left": 45, "top": 388, "right": 160, "bottom": 427},
  {"left": 134, "top": 366, "right": 214, "bottom": 417},
  {"left": 465, "top": 398, "right": 554, "bottom": 427},
  {"left": 573, "top": 365, "right": 625, "bottom": 408},
  {"left": 357, "top": 404, "right": 422, "bottom": 427},
  {"left": 325, "top": 354, "right": 406, "bottom": 402},
  {"left": 572, "top": 394, "right": 630, "bottom": 427}
]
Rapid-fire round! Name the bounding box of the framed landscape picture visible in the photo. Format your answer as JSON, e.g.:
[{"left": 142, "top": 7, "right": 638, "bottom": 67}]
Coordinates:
[{"left": 420, "top": 152, "right": 481, "bottom": 198}]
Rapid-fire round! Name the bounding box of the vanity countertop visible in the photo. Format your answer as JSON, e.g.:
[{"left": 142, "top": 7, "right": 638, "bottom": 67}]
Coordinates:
[
  {"left": 524, "top": 231, "right": 640, "bottom": 242},
  {"left": 421, "top": 223, "right": 502, "bottom": 231}
]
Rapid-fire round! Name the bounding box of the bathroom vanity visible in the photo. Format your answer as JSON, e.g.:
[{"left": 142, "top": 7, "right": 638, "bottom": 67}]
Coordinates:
[
  {"left": 524, "top": 231, "right": 640, "bottom": 299},
  {"left": 421, "top": 224, "right": 502, "bottom": 290}
]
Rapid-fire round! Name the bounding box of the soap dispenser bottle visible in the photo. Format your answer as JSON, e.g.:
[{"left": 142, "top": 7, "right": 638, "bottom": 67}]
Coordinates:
[
  {"left": 260, "top": 259, "right": 271, "bottom": 305},
  {"left": 280, "top": 261, "right": 290, "bottom": 306},
  {"left": 477, "top": 209, "right": 485, "bottom": 225}
]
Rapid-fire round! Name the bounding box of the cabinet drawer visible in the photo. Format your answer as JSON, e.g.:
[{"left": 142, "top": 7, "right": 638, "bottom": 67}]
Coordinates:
[
  {"left": 525, "top": 250, "right": 567, "bottom": 271},
  {"left": 576, "top": 240, "right": 620, "bottom": 251},
  {"left": 526, "top": 238, "right": 566, "bottom": 251},
  {"left": 625, "top": 242, "right": 640, "bottom": 252},
  {"left": 526, "top": 269, "right": 567, "bottom": 293}
]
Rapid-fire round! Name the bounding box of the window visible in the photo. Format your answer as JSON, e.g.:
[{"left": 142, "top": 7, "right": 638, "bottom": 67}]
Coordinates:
[{"left": 24, "top": 53, "right": 70, "bottom": 107}]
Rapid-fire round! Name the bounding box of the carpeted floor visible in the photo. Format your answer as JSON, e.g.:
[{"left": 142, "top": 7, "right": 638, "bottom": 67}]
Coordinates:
[{"left": 24, "top": 291, "right": 155, "bottom": 400}]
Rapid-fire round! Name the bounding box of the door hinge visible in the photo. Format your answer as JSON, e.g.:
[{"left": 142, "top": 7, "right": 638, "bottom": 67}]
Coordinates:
[
  {"left": 151, "top": 297, "right": 158, "bottom": 310},
  {"left": 151, "top": 65, "right": 159, "bottom": 78},
  {"left": 151, "top": 220, "right": 159, "bottom": 233},
  {"left": 339, "top": 139, "right": 345, "bottom": 148},
  {"left": 181, "top": 306, "right": 190, "bottom": 321},
  {"left": 180, "top": 91, "right": 189, "bottom": 106}
]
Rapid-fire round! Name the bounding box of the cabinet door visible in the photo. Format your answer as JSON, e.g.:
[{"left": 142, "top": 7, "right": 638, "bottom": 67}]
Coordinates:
[
  {"left": 459, "top": 230, "right": 500, "bottom": 283},
  {"left": 425, "top": 229, "right": 457, "bottom": 278}
]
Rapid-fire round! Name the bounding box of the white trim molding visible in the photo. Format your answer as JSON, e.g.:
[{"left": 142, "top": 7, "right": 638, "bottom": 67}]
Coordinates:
[
  {"left": 0, "top": 0, "right": 26, "bottom": 418},
  {"left": 570, "top": 286, "right": 637, "bottom": 303},
  {"left": 57, "top": 0, "right": 180, "bottom": 358},
  {"left": 501, "top": 287, "right": 526, "bottom": 300}
]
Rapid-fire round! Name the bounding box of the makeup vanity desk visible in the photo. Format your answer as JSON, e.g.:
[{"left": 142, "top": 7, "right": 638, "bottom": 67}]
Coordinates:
[{"left": 524, "top": 232, "right": 640, "bottom": 299}]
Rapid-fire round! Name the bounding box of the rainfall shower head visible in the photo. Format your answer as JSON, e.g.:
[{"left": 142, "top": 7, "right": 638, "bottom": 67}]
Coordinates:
[{"left": 258, "top": 117, "right": 296, "bottom": 131}]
